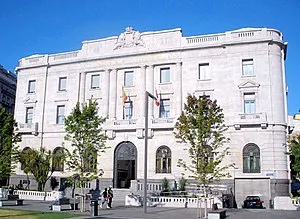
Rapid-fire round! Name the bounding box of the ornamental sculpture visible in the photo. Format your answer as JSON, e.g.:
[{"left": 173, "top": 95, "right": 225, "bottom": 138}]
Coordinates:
[{"left": 114, "top": 27, "right": 145, "bottom": 50}]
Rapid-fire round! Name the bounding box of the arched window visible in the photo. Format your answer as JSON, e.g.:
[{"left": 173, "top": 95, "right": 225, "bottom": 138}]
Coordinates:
[
  {"left": 243, "top": 143, "right": 260, "bottom": 173},
  {"left": 83, "top": 148, "right": 97, "bottom": 172},
  {"left": 52, "top": 147, "right": 64, "bottom": 171},
  {"left": 156, "top": 146, "right": 171, "bottom": 173},
  {"left": 20, "top": 147, "right": 31, "bottom": 170}
]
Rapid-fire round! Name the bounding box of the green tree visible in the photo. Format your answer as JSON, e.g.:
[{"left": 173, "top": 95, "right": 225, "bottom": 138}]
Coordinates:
[
  {"left": 174, "top": 95, "right": 231, "bottom": 192},
  {"left": 63, "top": 100, "right": 108, "bottom": 188},
  {"left": 161, "top": 177, "right": 170, "bottom": 196},
  {"left": 289, "top": 133, "right": 300, "bottom": 178},
  {"left": 0, "top": 107, "right": 20, "bottom": 186},
  {"left": 19, "top": 147, "right": 56, "bottom": 191}
]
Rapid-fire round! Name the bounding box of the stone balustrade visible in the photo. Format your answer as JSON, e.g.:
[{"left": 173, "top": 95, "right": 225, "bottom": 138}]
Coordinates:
[{"left": 13, "top": 190, "right": 62, "bottom": 201}]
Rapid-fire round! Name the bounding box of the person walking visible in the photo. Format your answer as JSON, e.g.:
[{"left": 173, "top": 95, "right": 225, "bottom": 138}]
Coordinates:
[
  {"left": 108, "top": 186, "right": 113, "bottom": 208},
  {"left": 101, "top": 188, "right": 108, "bottom": 208}
]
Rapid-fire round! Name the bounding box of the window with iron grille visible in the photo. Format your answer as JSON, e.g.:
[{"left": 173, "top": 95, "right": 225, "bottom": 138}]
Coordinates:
[
  {"left": 243, "top": 143, "right": 260, "bottom": 173},
  {"left": 156, "top": 146, "right": 171, "bottom": 173}
]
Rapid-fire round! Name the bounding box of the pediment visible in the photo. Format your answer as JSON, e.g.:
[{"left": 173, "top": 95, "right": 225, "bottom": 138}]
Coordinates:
[
  {"left": 238, "top": 80, "right": 260, "bottom": 89},
  {"left": 23, "top": 96, "right": 37, "bottom": 104}
]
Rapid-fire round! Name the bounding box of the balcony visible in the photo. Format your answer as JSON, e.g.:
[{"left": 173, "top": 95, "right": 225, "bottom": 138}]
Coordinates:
[
  {"left": 151, "top": 118, "right": 175, "bottom": 129},
  {"left": 233, "top": 112, "right": 267, "bottom": 130},
  {"left": 17, "top": 123, "right": 38, "bottom": 135},
  {"left": 112, "top": 119, "right": 137, "bottom": 130}
]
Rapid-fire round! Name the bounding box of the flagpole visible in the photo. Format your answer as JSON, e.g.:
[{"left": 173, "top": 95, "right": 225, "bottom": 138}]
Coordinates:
[
  {"left": 144, "top": 91, "right": 157, "bottom": 214},
  {"left": 144, "top": 91, "right": 149, "bottom": 214}
]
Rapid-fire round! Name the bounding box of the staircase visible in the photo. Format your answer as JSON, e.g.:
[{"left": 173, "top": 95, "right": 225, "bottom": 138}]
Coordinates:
[{"left": 112, "top": 188, "right": 132, "bottom": 201}]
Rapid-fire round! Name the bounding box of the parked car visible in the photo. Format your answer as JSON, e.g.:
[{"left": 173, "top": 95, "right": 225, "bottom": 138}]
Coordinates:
[{"left": 243, "top": 195, "right": 264, "bottom": 209}]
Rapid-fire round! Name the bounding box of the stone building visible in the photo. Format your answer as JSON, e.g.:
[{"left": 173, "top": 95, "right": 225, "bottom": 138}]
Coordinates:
[
  {"left": 0, "top": 65, "right": 17, "bottom": 114},
  {"left": 12, "top": 27, "right": 289, "bottom": 208}
]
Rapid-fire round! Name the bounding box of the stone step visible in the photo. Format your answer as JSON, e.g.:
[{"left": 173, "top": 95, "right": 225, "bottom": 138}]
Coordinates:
[{"left": 111, "top": 189, "right": 131, "bottom": 201}]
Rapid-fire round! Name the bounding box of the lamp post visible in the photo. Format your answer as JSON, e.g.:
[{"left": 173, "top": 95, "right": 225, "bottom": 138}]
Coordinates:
[{"left": 143, "top": 91, "right": 157, "bottom": 214}]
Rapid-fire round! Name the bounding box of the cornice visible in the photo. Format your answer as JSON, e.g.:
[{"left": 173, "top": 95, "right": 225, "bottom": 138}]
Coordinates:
[{"left": 16, "top": 37, "right": 285, "bottom": 71}]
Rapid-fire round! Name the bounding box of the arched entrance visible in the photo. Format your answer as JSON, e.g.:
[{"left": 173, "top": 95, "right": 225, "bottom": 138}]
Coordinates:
[{"left": 114, "top": 141, "right": 137, "bottom": 188}]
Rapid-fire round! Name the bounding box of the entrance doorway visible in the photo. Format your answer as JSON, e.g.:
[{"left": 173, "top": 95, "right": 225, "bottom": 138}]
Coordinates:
[{"left": 114, "top": 141, "right": 137, "bottom": 188}]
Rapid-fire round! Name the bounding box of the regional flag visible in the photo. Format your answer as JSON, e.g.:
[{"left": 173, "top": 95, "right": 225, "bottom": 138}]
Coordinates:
[
  {"left": 155, "top": 89, "right": 160, "bottom": 106},
  {"left": 122, "top": 87, "right": 128, "bottom": 104}
]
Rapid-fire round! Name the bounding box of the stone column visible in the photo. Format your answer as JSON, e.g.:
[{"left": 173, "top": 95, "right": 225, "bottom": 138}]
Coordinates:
[
  {"left": 175, "top": 62, "right": 183, "bottom": 117},
  {"left": 146, "top": 65, "right": 154, "bottom": 117},
  {"left": 109, "top": 69, "right": 117, "bottom": 119},
  {"left": 80, "top": 72, "right": 87, "bottom": 104},
  {"left": 138, "top": 65, "right": 147, "bottom": 117},
  {"left": 102, "top": 69, "right": 110, "bottom": 118}
]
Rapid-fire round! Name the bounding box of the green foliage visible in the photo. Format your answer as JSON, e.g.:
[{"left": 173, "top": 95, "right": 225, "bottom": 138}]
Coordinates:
[
  {"left": 174, "top": 95, "right": 231, "bottom": 189},
  {"left": 289, "top": 133, "right": 300, "bottom": 178},
  {"left": 19, "top": 147, "right": 55, "bottom": 191},
  {"left": 179, "top": 177, "right": 187, "bottom": 191},
  {"left": 0, "top": 107, "right": 21, "bottom": 185},
  {"left": 161, "top": 177, "right": 170, "bottom": 196},
  {"left": 63, "top": 99, "right": 108, "bottom": 187}
]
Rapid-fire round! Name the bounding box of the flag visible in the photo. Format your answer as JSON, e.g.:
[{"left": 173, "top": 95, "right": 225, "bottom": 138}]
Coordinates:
[
  {"left": 122, "top": 87, "right": 128, "bottom": 104},
  {"left": 155, "top": 89, "right": 160, "bottom": 106}
]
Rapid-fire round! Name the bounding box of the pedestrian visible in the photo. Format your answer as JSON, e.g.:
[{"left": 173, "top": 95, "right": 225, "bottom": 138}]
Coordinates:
[
  {"left": 101, "top": 188, "right": 108, "bottom": 208},
  {"left": 108, "top": 186, "right": 113, "bottom": 208}
]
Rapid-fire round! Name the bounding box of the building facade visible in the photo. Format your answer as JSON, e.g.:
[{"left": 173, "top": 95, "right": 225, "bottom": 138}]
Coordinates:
[
  {"left": 0, "top": 65, "right": 17, "bottom": 114},
  {"left": 12, "top": 27, "right": 289, "bottom": 207}
]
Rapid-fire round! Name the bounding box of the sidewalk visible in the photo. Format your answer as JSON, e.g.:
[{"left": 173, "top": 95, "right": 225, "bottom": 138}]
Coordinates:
[
  {"left": 72, "top": 205, "right": 300, "bottom": 219},
  {"left": 2, "top": 200, "right": 299, "bottom": 219}
]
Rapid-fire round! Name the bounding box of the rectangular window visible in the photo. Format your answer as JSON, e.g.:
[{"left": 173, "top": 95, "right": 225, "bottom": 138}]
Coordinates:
[
  {"left": 159, "top": 99, "right": 170, "bottom": 118},
  {"left": 123, "top": 100, "right": 133, "bottom": 120},
  {"left": 198, "top": 63, "right": 210, "bottom": 80},
  {"left": 124, "top": 71, "right": 134, "bottom": 87},
  {"left": 58, "top": 77, "right": 67, "bottom": 91},
  {"left": 244, "top": 93, "right": 256, "bottom": 113},
  {"left": 25, "top": 107, "right": 33, "bottom": 124},
  {"left": 56, "top": 105, "right": 65, "bottom": 124},
  {"left": 242, "top": 59, "right": 254, "bottom": 76},
  {"left": 28, "top": 80, "right": 36, "bottom": 93},
  {"left": 160, "top": 68, "right": 170, "bottom": 84},
  {"left": 91, "top": 74, "right": 100, "bottom": 89}
]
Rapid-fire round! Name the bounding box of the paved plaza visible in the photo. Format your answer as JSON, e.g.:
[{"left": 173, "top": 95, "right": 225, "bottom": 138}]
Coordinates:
[{"left": 1, "top": 200, "right": 299, "bottom": 219}]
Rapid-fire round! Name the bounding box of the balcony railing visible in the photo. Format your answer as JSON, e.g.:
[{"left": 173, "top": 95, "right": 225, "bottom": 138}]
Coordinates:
[
  {"left": 233, "top": 112, "right": 267, "bottom": 129},
  {"left": 113, "top": 119, "right": 137, "bottom": 126},
  {"left": 17, "top": 123, "right": 38, "bottom": 135},
  {"left": 151, "top": 118, "right": 174, "bottom": 124}
]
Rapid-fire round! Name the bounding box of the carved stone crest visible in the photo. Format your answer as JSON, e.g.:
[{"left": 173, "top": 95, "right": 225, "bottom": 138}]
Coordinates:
[{"left": 114, "top": 27, "right": 145, "bottom": 50}]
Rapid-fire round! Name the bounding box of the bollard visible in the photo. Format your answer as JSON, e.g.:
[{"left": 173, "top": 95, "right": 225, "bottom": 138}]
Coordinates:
[{"left": 90, "top": 200, "right": 99, "bottom": 216}]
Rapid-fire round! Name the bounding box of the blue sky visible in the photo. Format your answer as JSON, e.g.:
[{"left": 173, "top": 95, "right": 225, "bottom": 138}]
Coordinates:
[{"left": 0, "top": 0, "right": 299, "bottom": 115}]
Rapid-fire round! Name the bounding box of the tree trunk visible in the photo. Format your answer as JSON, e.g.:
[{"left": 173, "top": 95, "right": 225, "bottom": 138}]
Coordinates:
[
  {"left": 38, "top": 182, "right": 43, "bottom": 191},
  {"left": 26, "top": 174, "right": 30, "bottom": 190}
]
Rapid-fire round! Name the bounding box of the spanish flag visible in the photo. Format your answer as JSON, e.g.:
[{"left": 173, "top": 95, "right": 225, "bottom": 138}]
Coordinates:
[
  {"left": 155, "top": 89, "right": 160, "bottom": 106},
  {"left": 122, "top": 87, "right": 128, "bottom": 104}
]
